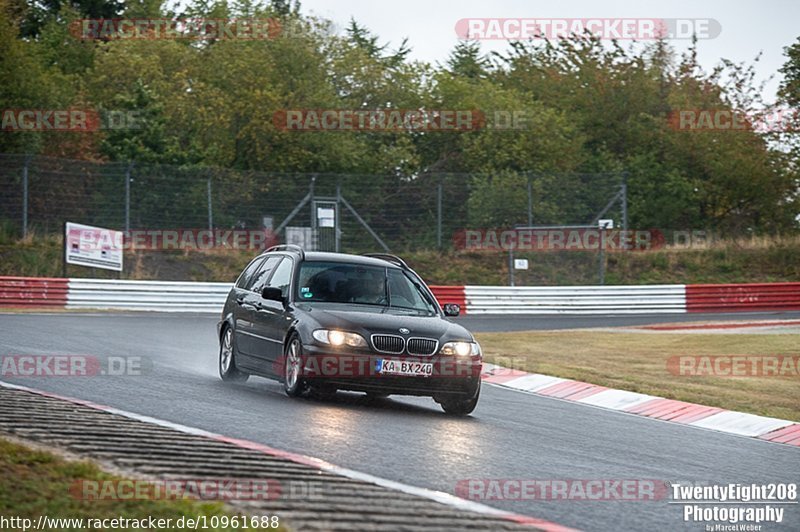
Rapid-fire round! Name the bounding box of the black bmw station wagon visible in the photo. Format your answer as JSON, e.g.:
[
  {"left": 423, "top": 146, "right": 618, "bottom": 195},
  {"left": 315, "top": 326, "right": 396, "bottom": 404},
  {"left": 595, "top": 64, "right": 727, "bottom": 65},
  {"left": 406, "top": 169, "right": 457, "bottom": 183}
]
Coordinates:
[{"left": 217, "top": 245, "right": 482, "bottom": 415}]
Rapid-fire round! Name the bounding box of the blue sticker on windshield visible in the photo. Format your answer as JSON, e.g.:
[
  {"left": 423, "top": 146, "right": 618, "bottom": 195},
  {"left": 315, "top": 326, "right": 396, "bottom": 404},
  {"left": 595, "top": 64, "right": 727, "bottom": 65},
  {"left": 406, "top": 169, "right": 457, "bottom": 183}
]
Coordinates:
[{"left": 300, "top": 287, "right": 310, "bottom": 293}]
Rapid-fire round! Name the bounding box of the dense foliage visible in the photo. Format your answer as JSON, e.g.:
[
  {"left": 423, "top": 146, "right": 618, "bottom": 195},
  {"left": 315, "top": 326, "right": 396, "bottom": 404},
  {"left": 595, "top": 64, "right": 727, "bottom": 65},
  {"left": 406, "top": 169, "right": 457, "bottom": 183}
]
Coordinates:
[{"left": 1, "top": 0, "right": 798, "bottom": 234}]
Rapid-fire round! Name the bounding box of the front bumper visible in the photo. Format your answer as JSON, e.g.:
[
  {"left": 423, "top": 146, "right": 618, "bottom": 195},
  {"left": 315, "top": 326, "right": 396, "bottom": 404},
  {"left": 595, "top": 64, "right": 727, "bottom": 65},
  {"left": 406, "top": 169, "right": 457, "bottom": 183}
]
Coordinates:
[{"left": 300, "top": 344, "right": 481, "bottom": 398}]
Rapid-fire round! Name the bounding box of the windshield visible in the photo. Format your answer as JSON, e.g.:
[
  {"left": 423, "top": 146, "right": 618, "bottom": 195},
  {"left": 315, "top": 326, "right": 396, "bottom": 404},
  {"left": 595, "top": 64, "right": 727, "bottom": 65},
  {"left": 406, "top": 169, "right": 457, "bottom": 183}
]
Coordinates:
[{"left": 296, "top": 261, "right": 437, "bottom": 313}]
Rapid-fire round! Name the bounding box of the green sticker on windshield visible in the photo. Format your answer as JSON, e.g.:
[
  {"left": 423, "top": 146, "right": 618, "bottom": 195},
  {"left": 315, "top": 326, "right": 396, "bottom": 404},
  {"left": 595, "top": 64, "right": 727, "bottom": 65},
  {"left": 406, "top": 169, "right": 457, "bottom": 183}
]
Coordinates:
[{"left": 303, "top": 292, "right": 313, "bottom": 298}]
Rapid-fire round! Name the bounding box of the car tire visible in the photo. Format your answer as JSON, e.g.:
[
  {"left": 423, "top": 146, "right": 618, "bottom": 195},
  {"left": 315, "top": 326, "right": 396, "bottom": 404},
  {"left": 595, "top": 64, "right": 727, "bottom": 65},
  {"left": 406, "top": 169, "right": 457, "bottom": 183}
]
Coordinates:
[
  {"left": 283, "top": 334, "right": 307, "bottom": 397},
  {"left": 219, "top": 326, "right": 249, "bottom": 382},
  {"left": 439, "top": 385, "right": 480, "bottom": 416}
]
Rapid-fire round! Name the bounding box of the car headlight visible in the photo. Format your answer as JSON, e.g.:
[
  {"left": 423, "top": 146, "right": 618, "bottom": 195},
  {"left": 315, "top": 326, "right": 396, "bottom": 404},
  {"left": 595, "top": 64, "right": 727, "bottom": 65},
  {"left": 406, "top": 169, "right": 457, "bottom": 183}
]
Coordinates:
[
  {"left": 312, "top": 329, "right": 367, "bottom": 348},
  {"left": 439, "top": 341, "right": 481, "bottom": 356}
]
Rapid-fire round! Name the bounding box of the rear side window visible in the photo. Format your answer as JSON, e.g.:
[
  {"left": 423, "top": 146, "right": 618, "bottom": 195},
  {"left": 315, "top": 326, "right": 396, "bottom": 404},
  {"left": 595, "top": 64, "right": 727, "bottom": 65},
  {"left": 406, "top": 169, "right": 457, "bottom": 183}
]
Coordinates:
[
  {"left": 235, "top": 257, "right": 265, "bottom": 289},
  {"left": 250, "top": 256, "right": 282, "bottom": 293}
]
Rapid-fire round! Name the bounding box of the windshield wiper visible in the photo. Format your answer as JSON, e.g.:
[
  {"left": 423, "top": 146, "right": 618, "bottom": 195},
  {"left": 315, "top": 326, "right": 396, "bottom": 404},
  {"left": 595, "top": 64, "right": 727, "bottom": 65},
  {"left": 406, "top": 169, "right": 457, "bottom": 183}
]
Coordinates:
[
  {"left": 346, "top": 301, "right": 390, "bottom": 308},
  {"left": 388, "top": 305, "right": 432, "bottom": 315}
]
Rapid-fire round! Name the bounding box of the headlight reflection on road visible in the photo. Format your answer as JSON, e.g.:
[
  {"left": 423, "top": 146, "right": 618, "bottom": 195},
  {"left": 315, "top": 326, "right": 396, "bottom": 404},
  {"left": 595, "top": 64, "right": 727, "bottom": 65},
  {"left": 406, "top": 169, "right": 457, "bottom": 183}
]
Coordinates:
[
  {"left": 424, "top": 418, "right": 486, "bottom": 469},
  {"left": 303, "top": 406, "right": 360, "bottom": 446}
]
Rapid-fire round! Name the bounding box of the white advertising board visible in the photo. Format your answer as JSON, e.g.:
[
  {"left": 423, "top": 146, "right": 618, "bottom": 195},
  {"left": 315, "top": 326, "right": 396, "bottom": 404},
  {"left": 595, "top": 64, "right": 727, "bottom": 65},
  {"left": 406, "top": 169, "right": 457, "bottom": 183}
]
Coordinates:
[{"left": 65, "top": 222, "right": 123, "bottom": 271}]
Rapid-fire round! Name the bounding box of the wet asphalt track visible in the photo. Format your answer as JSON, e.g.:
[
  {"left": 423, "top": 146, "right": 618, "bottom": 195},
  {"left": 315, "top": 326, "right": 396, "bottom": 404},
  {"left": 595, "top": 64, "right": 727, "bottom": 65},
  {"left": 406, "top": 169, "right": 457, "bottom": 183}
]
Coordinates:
[{"left": 1, "top": 311, "right": 799, "bottom": 531}]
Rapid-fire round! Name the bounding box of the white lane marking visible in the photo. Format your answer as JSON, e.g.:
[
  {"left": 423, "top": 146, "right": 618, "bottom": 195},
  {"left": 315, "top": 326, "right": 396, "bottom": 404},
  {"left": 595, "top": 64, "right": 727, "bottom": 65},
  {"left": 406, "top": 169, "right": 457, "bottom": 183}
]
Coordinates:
[
  {"left": 0, "top": 380, "right": 574, "bottom": 531},
  {"left": 690, "top": 411, "right": 795, "bottom": 437}
]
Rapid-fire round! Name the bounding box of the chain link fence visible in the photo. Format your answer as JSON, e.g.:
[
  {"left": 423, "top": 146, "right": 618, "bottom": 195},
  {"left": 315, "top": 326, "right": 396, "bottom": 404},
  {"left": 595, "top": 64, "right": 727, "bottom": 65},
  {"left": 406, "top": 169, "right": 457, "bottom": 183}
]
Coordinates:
[{"left": 0, "top": 153, "right": 628, "bottom": 283}]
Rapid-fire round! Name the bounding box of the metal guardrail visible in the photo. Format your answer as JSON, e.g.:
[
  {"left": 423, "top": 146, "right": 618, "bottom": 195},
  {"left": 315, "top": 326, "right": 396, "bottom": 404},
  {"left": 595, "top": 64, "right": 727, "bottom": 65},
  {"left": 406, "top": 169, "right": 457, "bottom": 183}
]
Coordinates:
[
  {"left": 2, "top": 277, "right": 799, "bottom": 315},
  {"left": 67, "top": 279, "right": 232, "bottom": 312},
  {"left": 429, "top": 285, "right": 468, "bottom": 308},
  {"left": 686, "top": 283, "right": 800, "bottom": 312},
  {"left": 0, "top": 276, "right": 68, "bottom": 307},
  {"left": 464, "top": 285, "right": 688, "bottom": 314},
  {"left": 65, "top": 282, "right": 476, "bottom": 313}
]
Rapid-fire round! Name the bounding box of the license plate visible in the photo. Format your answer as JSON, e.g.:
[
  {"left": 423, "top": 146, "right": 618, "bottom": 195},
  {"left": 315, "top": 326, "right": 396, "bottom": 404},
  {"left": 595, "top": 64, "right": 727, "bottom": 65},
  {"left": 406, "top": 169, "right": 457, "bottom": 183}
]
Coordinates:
[{"left": 376, "top": 359, "right": 433, "bottom": 377}]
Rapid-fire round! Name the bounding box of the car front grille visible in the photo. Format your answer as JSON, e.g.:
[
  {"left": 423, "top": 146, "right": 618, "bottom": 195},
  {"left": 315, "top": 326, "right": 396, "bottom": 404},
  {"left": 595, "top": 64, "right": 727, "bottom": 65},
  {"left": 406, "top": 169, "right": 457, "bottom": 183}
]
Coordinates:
[
  {"left": 371, "top": 335, "right": 439, "bottom": 356},
  {"left": 371, "top": 334, "right": 405, "bottom": 354},
  {"left": 406, "top": 338, "right": 438, "bottom": 356}
]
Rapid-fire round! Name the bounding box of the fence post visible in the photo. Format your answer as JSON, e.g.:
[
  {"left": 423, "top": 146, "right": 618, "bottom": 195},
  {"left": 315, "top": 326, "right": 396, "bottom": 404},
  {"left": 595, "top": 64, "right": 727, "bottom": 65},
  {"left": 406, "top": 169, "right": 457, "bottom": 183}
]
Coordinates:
[
  {"left": 621, "top": 174, "right": 628, "bottom": 248},
  {"left": 508, "top": 248, "right": 515, "bottom": 287},
  {"left": 310, "top": 175, "right": 316, "bottom": 250},
  {"left": 62, "top": 221, "right": 67, "bottom": 278},
  {"left": 527, "top": 175, "right": 533, "bottom": 227},
  {"left": 207, "top": 177, "right": 213, "bottom": 232},
  {"left": 124, "top": 162, "right": 133, "bottom": 233},
  {"left": 437, "top": 179, "right": 443, "bottom": 250},
  {"left": 599, "top": 227, "right": 605, "bottom": 285},
  {"left": 22, "top": 155, "right": 29, "bottom": 238},
  {"left": 335, "top": 182, "right": 341, "bottom": 253}
]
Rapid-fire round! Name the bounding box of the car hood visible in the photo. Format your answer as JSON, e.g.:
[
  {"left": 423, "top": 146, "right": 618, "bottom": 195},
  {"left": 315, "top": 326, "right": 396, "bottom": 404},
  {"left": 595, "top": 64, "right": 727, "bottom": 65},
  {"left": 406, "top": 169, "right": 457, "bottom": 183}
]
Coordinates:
[{"left": 295, "top": 303, "right": 473, "bottom": 341}]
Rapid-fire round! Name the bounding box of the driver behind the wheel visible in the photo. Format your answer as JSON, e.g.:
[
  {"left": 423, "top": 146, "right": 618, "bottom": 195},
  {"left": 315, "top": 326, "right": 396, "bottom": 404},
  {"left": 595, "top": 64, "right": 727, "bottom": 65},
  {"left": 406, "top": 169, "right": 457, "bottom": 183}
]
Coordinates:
[{"left": 348, "top": 271, "right": 386, "bottom": 304}]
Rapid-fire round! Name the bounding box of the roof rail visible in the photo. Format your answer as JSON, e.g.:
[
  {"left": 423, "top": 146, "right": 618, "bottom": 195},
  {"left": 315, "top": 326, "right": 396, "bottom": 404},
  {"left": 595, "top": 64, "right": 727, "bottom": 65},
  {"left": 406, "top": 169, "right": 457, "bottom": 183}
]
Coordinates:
[
  {"left": 266, "top": 244, "right": 305, "bottom": 260},
  {"left": 363, "top": 253, "right": 409, "bottom": 269}
]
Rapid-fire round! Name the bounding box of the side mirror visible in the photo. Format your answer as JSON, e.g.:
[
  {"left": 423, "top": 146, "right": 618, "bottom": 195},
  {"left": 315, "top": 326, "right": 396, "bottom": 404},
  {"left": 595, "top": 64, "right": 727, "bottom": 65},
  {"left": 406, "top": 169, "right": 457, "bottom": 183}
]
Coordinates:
[
  {"left": 261, "top": 286, "right": 284, "bottom": 303},
  {"left": 443, "top": 303, "right": 461, "bottom": 317}
]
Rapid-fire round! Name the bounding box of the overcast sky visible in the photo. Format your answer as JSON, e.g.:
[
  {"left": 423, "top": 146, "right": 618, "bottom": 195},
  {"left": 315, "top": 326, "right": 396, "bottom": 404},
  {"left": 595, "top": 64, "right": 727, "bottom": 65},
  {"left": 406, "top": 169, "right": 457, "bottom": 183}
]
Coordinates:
[{"left": 300, "top": 0, "right": 799, "bottom": 103}]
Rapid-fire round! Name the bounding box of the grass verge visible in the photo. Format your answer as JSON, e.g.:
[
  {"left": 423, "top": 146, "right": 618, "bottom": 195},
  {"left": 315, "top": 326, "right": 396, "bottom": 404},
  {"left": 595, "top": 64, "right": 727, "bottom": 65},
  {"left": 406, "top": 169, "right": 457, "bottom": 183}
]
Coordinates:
[
  {"left": 1, "top": 225, "right": 799, "bottom": 285},
  {"left": 475, "top": 330, "right": 800, "bottom": 421},
  {"left": 0, "top": 437, "right": 284, "bottom": 531}
]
